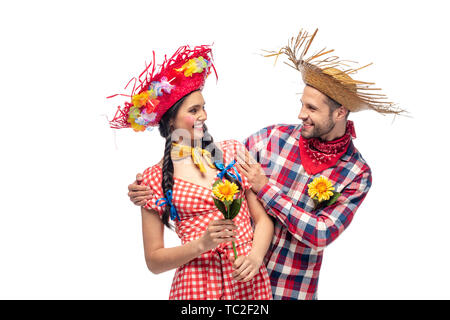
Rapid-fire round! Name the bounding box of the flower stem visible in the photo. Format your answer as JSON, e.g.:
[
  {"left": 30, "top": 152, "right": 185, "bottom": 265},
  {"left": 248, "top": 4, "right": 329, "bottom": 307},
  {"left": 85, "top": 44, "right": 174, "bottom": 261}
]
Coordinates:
[{"left": 232, "top": 241, "right": 238, "bottom": 260}]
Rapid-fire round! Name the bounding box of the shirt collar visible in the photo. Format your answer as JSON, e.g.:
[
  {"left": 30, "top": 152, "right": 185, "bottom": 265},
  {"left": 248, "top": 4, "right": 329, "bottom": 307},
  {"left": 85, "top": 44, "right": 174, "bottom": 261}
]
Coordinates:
[
  {"left": 340, "top": 140, "right": 355, "bottom": 162},
  {"left": 294, "top": 124, "right": 302, "bottom": 140}
]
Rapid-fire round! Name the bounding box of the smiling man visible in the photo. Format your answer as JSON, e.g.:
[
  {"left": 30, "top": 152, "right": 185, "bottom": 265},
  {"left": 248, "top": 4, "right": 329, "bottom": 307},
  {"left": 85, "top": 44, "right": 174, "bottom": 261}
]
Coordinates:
[
  {"left": 235, "top": 85, "right": 365, "bottom": 300},
  {"left": 127, "top": 29, "right": 403, "bottom": 299}
]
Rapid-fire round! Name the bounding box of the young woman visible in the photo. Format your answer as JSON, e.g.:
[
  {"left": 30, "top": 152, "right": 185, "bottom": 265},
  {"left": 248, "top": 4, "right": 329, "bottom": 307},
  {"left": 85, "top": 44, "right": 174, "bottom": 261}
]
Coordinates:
[{"left": 110, "top": 45, "right": 273, "bottom": 300}]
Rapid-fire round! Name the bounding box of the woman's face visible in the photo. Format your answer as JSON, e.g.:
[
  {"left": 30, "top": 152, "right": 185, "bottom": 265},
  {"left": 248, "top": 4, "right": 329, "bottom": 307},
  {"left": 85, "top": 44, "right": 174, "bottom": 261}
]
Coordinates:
[{"left": 171, "top": 91, "right": 207, "bottom": 143}]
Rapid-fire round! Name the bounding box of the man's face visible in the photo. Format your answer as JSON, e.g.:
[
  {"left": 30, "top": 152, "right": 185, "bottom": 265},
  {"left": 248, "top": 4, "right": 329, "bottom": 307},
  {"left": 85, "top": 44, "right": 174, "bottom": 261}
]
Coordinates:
[{"left": 298, "top": 85, "right": 336, "bottom": 140}]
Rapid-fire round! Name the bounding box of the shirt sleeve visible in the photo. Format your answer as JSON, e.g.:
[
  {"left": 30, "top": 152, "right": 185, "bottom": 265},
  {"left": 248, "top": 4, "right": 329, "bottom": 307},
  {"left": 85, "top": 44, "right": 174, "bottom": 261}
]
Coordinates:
[
  {"left": 257, "top": 168, "right": 372, "bottom": 252},
  {"left": 140, "top": 165, "right": 165, "bottom": 217},
  {"left": 242, "top": 125, "right": 276, "bottom": 165}
]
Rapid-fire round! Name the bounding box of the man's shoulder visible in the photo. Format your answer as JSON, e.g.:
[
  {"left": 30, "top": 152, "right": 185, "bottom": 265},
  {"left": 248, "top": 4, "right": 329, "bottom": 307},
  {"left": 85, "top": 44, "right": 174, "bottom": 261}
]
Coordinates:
[{"left": 343, "top": 141, "right": 372, "bottom": 175}]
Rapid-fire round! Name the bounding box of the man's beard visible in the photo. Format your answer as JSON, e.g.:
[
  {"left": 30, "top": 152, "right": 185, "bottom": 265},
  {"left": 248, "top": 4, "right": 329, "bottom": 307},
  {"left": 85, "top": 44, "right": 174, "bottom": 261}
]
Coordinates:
[{"left": 301, "top": 117, "right": 335, "bottom": 140}]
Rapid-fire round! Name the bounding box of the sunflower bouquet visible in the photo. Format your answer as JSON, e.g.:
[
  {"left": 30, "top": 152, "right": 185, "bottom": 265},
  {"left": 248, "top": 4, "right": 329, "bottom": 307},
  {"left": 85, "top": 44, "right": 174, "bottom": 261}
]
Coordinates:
[
  {"left": 307, "top": 176, "right": 341, "bottom": 210},
  {"left": 212, "top": 179, "right": 243, "bottom": 260}
]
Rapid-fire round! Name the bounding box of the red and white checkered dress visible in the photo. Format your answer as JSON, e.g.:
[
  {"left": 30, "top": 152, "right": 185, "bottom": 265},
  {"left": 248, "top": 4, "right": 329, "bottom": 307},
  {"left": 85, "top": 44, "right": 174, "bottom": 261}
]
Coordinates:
[{"left": 141, "top": 140, "right": 272, "bottom": 300}]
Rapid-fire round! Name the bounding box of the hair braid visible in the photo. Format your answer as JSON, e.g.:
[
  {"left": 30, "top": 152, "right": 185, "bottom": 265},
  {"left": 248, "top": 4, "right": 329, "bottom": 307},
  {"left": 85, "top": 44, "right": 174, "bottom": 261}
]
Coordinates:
[
  {"left": 157, "top": 94, "right": 187, "bottom": 229},
  {"left": 202, "top": 124, "right": 242, "bottom": 190},
  {"left": 161, "top": 134, "right": 174, "bottom": 229}
]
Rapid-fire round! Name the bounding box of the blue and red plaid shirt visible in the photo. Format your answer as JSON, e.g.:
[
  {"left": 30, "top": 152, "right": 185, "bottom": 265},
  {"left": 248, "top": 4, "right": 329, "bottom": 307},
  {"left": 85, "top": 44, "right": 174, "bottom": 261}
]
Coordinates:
[{"left": 243, "top": 123, "right": 372, "bottom": 300}]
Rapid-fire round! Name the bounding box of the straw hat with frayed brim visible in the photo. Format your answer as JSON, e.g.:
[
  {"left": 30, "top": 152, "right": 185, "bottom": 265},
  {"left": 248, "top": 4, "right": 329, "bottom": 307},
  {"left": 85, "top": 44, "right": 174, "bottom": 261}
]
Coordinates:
[{"left": 264, "top": 29, "right": 404, "bottom": 115}]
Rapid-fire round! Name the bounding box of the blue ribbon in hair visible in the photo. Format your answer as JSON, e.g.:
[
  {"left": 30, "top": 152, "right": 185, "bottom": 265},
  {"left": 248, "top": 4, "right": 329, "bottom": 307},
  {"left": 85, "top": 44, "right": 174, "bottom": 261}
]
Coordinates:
[
  {"left": 156, "top": 190, "right": 180, "bottom": 221},
  {"left": 214, "top": 160, "right": 242, "bottom": 182}
]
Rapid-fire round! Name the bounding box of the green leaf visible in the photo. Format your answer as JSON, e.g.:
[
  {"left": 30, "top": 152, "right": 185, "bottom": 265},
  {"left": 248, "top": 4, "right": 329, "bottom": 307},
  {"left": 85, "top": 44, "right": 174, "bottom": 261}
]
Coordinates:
[
  {"left": 213, "top": 198, "right": 228, "bottom": 217},
  {"left": 327, "top": 192, "right": 341, "bottom": 207},
  {"left": 212, "top": 179, "right": 222, "bottom": 189},
  {"left": 314, "top": 192, "right": 341, "bottom": 210},
  {"left": 229, "top": 198, "right": 243, "bottom": 220},
  {"left": 223, "top": 200, "right": 232, "bottom": 208}
]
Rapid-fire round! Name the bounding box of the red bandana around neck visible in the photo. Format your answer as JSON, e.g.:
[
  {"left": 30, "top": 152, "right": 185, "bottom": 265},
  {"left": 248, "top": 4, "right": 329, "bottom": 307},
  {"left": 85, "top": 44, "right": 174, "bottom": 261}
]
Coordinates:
[{"left": 298, "top": 120, "right": 356, "bottom": 175}]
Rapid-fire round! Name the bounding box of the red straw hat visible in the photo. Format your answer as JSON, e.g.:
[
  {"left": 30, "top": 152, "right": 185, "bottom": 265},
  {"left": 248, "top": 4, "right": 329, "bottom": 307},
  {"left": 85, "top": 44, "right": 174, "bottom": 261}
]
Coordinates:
[{"left": 109, "top": 45, "right": 216, "bottom": 132}]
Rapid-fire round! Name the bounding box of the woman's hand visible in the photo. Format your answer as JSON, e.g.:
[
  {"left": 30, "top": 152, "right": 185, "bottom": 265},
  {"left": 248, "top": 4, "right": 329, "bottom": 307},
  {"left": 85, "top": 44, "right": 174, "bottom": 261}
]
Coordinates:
[
  {"left": 229, "top": 189, "right": 273, "bottom": 282},
  {"left": 199, "top": 219, "right": 237, "bottom": 253},
  {"left": 231, "top": 253, "right": 263, "bottom": 282}
]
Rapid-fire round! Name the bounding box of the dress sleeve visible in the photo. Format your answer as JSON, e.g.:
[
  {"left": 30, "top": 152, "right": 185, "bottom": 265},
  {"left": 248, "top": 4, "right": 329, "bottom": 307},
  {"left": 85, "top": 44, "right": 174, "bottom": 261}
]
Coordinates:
[{"left": 140, "top": 165, "right": 165, "bottom": 217}]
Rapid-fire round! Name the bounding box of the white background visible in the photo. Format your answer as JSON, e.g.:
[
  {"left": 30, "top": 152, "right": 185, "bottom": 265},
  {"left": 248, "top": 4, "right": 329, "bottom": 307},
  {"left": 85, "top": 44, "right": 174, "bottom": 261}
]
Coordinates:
[{"left": 1, "top": 0, "right": 449, "bottom": 299}]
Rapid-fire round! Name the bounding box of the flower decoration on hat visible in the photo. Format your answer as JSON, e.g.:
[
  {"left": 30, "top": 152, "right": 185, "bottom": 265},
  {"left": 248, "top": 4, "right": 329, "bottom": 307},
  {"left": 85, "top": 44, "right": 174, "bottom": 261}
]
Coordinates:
[
  {"left": 264, "top": 28, "right": 405, "bottom": 115},
  {"left": 108, "top": 45, "right": 217, "bottom": 132}
]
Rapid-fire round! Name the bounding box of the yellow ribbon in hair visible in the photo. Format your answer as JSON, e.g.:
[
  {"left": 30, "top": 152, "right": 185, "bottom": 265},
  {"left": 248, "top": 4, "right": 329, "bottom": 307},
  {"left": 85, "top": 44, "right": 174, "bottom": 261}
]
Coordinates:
[{"left": 171, "top": 143, "right": 215, "bottom": 173}]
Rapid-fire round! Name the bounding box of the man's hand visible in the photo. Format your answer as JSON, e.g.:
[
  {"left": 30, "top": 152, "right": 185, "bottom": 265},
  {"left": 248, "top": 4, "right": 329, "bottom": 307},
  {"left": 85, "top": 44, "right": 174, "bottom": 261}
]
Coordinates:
[
  {"left": 230, "top": 253, "right": 263, "bottom": 282},
  {"left": 128, "top": 173, "right": 153, "bottom": 206},
  {"left": 235, "top": 150, "right": 268, "bottom": 194}
]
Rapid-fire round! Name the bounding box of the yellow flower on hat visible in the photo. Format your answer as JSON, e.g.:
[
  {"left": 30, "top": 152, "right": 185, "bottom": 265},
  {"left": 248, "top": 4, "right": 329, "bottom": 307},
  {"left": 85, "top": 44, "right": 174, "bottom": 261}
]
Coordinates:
[
  {"left": 212, "top": 180, "right": 239, "bottom": 202},
  {"left": 132, "top": 90, "right": 156, "bottom": 108},
  {"left": 308, "top": 176, "right": 335, "bottom": 202},
  {"left": 127, "top": 116, "right": 146, "bottom": 132},
  {"left": 175, "top": 57, "right": 206, "bottom": 77}
]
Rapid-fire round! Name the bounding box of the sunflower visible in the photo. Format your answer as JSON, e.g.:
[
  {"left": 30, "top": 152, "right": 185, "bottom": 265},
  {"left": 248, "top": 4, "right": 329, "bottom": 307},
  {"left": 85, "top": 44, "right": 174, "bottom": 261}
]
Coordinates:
[
  {"left": 212, "top": 180, "right": 239, "bottom": 202},
  {"left": 307, "top": 176, "right": 335, "bottom": 202}
]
